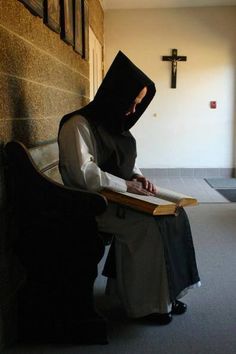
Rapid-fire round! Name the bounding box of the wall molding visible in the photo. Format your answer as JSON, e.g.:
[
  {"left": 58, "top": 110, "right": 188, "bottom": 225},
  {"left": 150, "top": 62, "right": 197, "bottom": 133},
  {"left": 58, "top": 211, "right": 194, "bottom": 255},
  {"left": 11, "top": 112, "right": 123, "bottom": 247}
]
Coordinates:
[{"left": 141, "top": 168, "right": 236, "bottom": 178}]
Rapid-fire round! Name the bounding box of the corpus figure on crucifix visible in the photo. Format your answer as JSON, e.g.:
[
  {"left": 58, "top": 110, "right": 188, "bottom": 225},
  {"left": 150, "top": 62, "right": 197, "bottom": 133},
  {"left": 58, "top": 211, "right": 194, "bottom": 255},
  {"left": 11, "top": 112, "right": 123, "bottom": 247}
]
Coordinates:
[{"left": 162, "top": 49, "right": 187, "bottom": 88}]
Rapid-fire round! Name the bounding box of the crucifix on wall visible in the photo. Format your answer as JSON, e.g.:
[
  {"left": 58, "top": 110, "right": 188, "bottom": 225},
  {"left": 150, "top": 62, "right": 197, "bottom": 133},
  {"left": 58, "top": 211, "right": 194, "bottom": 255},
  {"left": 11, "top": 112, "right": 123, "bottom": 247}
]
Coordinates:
[{"left": 162, "top": 49, "right": 187, "bottom": 88}]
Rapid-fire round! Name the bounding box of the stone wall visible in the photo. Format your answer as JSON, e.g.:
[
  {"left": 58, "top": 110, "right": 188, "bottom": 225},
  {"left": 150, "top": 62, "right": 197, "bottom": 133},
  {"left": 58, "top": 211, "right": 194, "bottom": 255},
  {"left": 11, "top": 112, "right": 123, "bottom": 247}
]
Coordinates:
[{"left": 0, "top": 0, "right": 104, "bottom": 349}]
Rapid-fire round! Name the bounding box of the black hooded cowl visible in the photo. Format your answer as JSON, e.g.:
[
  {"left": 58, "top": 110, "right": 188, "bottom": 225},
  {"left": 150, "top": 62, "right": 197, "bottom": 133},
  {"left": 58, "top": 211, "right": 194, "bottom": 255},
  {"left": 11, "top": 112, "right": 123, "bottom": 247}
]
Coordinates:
[{"left": 59, "top": 51, "right": 156, "bottom": 180}]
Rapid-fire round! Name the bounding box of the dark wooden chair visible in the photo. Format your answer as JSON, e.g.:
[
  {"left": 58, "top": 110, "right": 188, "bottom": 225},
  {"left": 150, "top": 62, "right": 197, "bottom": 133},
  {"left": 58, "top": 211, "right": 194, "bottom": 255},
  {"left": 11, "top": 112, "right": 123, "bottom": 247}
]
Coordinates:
[{"left": 4, "top": 140, "right": 109, "bottom": 345}]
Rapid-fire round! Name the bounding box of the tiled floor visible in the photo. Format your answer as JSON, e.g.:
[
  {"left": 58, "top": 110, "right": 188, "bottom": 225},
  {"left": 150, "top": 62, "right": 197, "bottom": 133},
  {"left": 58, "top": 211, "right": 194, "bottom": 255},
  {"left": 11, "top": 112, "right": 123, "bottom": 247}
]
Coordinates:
[{"left": 147, "top": 177, "right": 229, "bottom": 203}]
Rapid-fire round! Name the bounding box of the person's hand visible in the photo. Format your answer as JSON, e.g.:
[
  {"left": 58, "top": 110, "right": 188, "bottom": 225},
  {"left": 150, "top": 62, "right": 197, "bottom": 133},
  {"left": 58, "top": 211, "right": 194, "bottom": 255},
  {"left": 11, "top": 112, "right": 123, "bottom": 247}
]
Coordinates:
[
  {"left": 126, "top": 175, "right": 157, "bottom": 196},
  {"left": 132, "top": 174, "right": 157, "bottom": 194}
]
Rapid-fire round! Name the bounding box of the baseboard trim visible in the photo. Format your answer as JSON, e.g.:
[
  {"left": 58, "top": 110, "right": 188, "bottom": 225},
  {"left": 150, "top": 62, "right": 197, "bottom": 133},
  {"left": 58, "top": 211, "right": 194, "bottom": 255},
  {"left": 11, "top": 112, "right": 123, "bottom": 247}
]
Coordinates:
[{"left": 141, "top": 168, "right": 236, "bottom": 178}]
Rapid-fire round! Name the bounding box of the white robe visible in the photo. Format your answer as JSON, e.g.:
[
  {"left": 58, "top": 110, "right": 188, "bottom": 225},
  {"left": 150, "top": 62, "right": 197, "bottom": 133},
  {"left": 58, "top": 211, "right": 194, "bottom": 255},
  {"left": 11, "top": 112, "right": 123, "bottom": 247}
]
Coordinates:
[{"left": 59, "top": 115, "right": 200, "bottom": 317}]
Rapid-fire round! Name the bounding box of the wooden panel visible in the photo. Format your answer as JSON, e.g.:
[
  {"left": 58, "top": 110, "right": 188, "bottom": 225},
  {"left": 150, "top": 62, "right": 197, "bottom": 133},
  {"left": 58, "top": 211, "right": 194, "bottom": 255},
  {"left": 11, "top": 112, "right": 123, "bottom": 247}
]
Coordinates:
[
  {"left": 29, "top": 141, "right": 59, "bottom": 172},
  {"left": 43, "top": 165, "right": 63, "bottom": 184}
]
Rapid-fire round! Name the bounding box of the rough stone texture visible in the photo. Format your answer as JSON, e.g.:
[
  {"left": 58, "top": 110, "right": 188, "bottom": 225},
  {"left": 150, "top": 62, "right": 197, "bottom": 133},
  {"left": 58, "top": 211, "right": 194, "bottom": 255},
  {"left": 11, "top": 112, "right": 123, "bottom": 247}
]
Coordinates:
[
  {"left": 0, "top": 29, "right": 89, "bottom": 97},
  {"left": 0, "top": 0, "right": 104, "bottom": 349},
  {"left": 0, "top": 1, "right": 89, "bottom": 74},
  {"left": 0, "top": 73, "right": 88, "bottom": 115}
]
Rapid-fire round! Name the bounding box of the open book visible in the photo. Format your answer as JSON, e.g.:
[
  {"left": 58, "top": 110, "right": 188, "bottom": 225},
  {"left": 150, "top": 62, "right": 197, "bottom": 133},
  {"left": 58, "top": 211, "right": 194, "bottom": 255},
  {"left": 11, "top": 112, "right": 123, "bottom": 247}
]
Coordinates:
[{"left": 101, "top": 187, "right": 198, "bottom": 216}]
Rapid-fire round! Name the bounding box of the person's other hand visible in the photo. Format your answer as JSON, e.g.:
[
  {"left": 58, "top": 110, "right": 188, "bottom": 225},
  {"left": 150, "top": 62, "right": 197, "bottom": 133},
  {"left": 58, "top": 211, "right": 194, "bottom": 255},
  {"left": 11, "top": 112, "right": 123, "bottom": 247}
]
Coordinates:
[
  {"left": 131, "top": 175, "right": 157, "bottom": 194},
  {"left": 126, "top": 179, "right": 156, "bottom": 196}
]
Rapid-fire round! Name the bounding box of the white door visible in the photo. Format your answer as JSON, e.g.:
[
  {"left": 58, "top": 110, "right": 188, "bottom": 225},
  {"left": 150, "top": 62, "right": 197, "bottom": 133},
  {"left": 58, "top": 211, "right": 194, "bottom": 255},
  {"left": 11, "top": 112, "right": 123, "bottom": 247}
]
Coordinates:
[{"left": 89, "top": 27, "right": 103, "bottom": 100}]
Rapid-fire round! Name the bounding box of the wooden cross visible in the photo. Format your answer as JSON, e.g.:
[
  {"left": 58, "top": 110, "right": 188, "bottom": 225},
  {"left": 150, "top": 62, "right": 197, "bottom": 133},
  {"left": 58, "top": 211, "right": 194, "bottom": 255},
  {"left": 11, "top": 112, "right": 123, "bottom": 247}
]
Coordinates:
[{"left": 162, "top": 49, "right": 187, "bottom": 88}]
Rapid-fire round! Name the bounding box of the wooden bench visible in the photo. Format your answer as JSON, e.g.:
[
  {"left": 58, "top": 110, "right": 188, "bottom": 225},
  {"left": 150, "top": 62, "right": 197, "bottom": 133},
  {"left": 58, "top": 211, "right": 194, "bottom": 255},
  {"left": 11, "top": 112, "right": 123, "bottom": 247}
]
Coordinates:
[{"left": 4, "top": 140, "right": 109, "bottom": 345}]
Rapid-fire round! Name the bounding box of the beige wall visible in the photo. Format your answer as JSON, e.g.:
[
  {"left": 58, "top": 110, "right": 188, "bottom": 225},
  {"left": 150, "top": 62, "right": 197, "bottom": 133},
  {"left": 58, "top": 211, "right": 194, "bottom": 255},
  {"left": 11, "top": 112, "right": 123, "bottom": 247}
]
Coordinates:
[
  {"left": 0, "top": 0, "right": 103, "bottom": 348},
  {"left": 104, "top": 7, "right": 236, "bottom": 168}
]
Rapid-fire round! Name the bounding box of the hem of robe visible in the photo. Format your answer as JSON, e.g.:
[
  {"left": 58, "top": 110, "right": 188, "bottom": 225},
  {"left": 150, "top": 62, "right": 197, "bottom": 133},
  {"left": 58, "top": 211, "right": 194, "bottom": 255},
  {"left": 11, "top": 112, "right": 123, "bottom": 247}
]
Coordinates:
[
  {"left": 105, "top": 279, "right": 201, "bottom": 318},
  {"left": 105, "top": 278, "right": 172, "bottom": 317},
  {"left": 176, "top": 280, "right": 201, "bottom": 300}
]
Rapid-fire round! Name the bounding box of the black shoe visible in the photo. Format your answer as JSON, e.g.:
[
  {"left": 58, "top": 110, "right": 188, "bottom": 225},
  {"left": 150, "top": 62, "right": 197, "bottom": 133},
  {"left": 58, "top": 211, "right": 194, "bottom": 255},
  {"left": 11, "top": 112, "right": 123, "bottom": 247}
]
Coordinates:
[
  {"left": 171, "top": 300, "right": 187, "bottom": 315},
  {"left": 142, "top": 312, "right": 172, "bottom": 325}
]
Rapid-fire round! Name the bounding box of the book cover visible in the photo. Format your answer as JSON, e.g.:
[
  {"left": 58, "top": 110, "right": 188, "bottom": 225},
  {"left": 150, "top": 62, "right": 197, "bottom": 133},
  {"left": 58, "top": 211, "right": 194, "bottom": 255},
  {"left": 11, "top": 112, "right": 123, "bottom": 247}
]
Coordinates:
[{"left": 101, "top": 188, "right": 198, "bottom": 216}]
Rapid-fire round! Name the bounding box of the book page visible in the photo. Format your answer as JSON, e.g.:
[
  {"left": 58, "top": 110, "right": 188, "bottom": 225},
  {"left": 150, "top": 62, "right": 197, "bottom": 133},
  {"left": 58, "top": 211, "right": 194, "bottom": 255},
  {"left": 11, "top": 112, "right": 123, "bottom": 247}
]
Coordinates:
[
  {"left": 101, "top": 189, "right": 177, "bottom": 215},
  {"left": 123, "top": 191, "right": 174, "bottom": 205},
  {"left": 155, "top": 187, "right": 197, "bottom": 205}
]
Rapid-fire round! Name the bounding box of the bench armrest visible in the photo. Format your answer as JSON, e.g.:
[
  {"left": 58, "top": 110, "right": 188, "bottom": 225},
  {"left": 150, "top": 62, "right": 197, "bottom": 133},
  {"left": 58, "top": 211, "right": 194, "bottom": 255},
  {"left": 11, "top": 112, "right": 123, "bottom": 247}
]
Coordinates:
[{"left": 5, "top": 141, "right": 108, "bottom": 216}]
